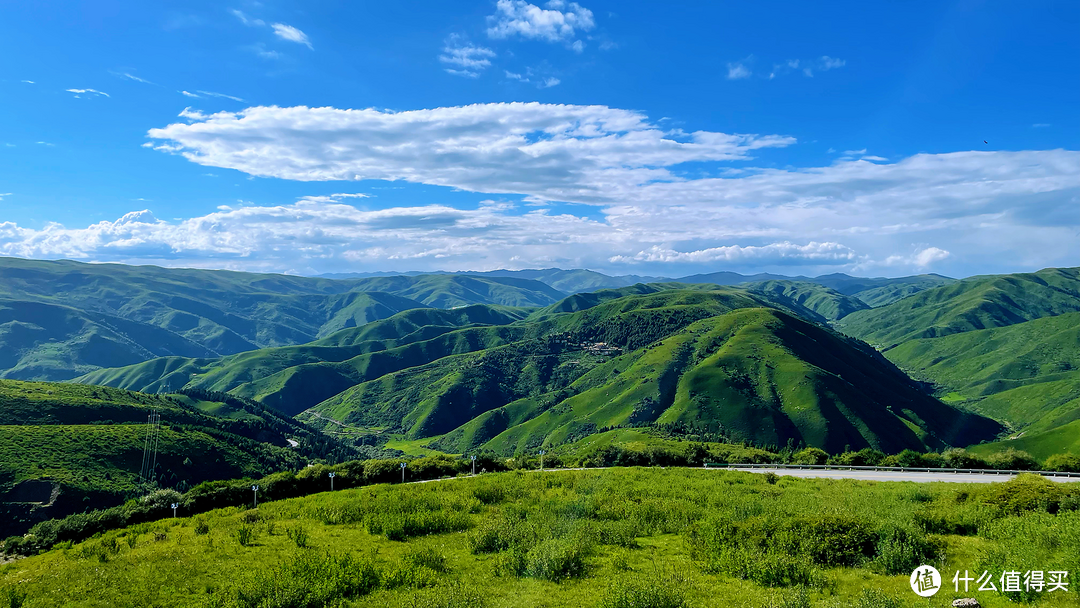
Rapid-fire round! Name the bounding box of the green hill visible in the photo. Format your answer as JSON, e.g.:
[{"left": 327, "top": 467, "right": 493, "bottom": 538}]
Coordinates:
[
  {"left": 0, "top": 380, "right": 349, "bottom": 538},
  {"left": 744, "top": 280, "right": 870, "bottom": 321},
  {"left": 0, "top": 257, "right": 573, "bottom": 380},
  {"left": 304, "top": 305, "right": 1001, "bottom": 455},
  {"left": 73, "top": 305, "right": 532, "bottom": 410},
  {"left": 835, "top": 267, "right": 1080, "bottom": 347},
  {"left": 885, "top": 312, "right": 1080, "bottom": 436},
  {"left": 969, "top": 419, "right": 1080, "bottom": 460}
]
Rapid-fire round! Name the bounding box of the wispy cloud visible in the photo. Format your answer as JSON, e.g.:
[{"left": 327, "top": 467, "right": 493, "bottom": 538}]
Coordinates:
[
  {"left": 271, "top": 23, "right": 312, "bottom": 49},
  {"left": 439, "top": 35, "right": 496, "bottom": 77},
  {"left": 844, "top": 149, "right": 867, "bottom": 155},
  {"left": 20, "top": 80, "right": 34, "bottom": 84},
  {"left": 487, "top": 0, "right": 595, "bottom": 50},
  {"left": 181, "top": 91, "right": 200, "bottom": 98},
  {"left": 113, "top": 71, "right": 155, "bottom": 85},
  {"left": 0, "top": 193, "right": 12, "bottom": 201},
  {"left": 35, "top": 142, "right": 55, "bottom": 146},
  {"left": 727, "top": 60, "right": 751, "bottom": 80},
  {"left": 230, "top": 9, "right": 264, "bottom": 27},
  {"left": 196, "top": 90, "right": 244, "bottom": 102},
  {"left": 820, "top": 55, "right": 845, "bottom": 70},
  {"left": 503, "top": 68, "right": 561, "bottom": 88},
  {"left": 297, "top": 193, "right": 371, "bottom": 204},
  {"left": 66, "top": 88, "right": 109, "bottom": 98},
  {"left": 540, "top": 76, "right": 561, "bottom": 88}
]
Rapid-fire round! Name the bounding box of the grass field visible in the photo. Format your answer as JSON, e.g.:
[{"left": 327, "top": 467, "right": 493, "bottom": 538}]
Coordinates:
[{"left": 2, "top": 468, "right": 1077, "bottom": 608}]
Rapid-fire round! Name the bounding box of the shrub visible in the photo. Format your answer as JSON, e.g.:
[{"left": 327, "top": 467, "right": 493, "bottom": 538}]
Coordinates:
[
  {"left": 240, "top": 510, "right": 262, "bottom": 524},
  {"left": 523, "top": 537, "right": 592, "bottom": 582},
  {"left": 224, "top": 551, "right": 380, "bottom": 608},
  {"left": 980, "top": 474, "right": 1077, "bottom": 514},
  {"left": 873, "top": 524, "right": 941, "bottom": 575},
  {"left": 758, "top": 586, "right": 810, "bottom": 608},
  {"left": 285, "top": 525, "right": 309, "bottom": 548},
  {"left": 828, "top": 449, "right": 885, "bottom": 467},
  {"left": 598, "top": 571, "right": 691, "bottom": 608},
  {"left": 1044, "top": 453, "right": 1080, "bottom": 473},
  {"left": 0, "top": 585, "right": 27, "bottom": 608},
  {"left": 194, "top": 518, "right": 210, "bottom": 535},
  {"left": 140, "top": 488, "right": 183, "bottom": 510},
  {"left": 235, "top": 525, "right": 256, "bottom": 547},
  {"left": 942, "top": 448, "right": 987, "bottom": 469},
  {"left": 764, "top": 472, "right": 780, "bottom": 485},
  {"left": 790, "top": 448, "right": 828, "bottom": 466},
  {"left": 985, "top": 449, "right": 1039, "bottom": 471},
  {"left": 403, "top": 545, "right": 449, "bottom": 573}
]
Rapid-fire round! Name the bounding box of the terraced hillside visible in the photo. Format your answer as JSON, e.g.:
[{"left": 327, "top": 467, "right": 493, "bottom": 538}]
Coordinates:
[
  {"left": 0, "top": 380, "right": 348, "bottom": 538},
  {"left": 0, "top": 257, "right": 567, "bottom": 380}
]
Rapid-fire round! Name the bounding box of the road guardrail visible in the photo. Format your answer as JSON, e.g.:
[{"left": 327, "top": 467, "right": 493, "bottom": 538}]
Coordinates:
[{"left": 703, "top": 462, "right": 1080, "bottom": 479}]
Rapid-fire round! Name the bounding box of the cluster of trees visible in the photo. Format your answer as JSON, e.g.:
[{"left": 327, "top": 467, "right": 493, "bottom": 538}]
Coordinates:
[{"left": 786, "top": 446, "right": 1080, "bottom": 472}]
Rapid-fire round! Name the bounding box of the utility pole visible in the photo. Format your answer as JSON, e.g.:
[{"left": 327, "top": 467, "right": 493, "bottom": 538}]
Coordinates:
[
  {"left": 539, "top": 450, "right": 546, "bottom": 471},
  {"left": 252, "top": 485, "right": 259, "bottom": 509},
  {"left": 328, "top": 471, "right": 335, "bottom": 491},
  {"left": 400, "top": 461, "right": 407, "bottom": 483},
  {"left": 171, "top": 503, "right": 178, "bottom": 518},
  {"left": 471, "top": 455, "right": 477, "bottom": 476}
]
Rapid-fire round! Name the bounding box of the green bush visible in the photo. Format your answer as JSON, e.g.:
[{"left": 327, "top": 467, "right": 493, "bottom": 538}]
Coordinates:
[
  {"left": 790, "top": 448, "right": 828, "bottom": 466},
  {"left": 403, "top": 545, "right": 449, "bottom": 573},
  {"left": 1044, "top": 453, "right": 1080, "bottom": 473},
  {"left": 872, "top": 524, "right": 941, "bottom": 575},
  {"left": 0, "top": 585, "right": 27, "bottom": 608},
  {"left": 597, "top": 571, "right": 690, "bottom": 608},
  {"left": 522, "top": 537, "right": 592, "bottom": 582},
  {"left": 979, "top": 474, "right": 1079, "bottom": 514},
  {"left": 194, "top": 518, "right": 210, "bottom": 535},
  {"left": 235, "top": 525, "right": 256, "bottom": 547},
  {"left": 222, "top": 551, "right": 380, "bottom": 608},
  {"left": 984, "top": 449, "right": 1039, "bottom": 471},
  {"left": 758, "top": 586, "right": 810, "bottom": 608},
  {"left": 285, "top": 525, "right": 309, "bottom": 548}
]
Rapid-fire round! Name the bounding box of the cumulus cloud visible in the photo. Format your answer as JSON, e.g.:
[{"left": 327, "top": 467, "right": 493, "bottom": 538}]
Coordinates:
[
  {"left": 487, "top": 0, "right": 595, "bottom": 48},
  {"left": 126, "top": 102, "right": 1080, "bottom": 275},
  {"left": 146, "top": 103, "right": 795, "bottom": 203},
  {"left": 271, "top": 23, "right": 312, "bottom": 49}
]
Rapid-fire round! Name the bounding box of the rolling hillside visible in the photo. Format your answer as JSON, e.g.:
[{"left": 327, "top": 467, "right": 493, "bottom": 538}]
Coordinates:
[
  {"left": 886, "top": 312, "right": 1080, "bottom": 441},
  {"left": 0, "top": 257, "right": 568, "bottom": 380},
  {"left": 835, "top": 267, "right": 1080, "bottom": 347},
  {"left": 744, "top": 281, "right": 870, "bottom": 321},
  {"left": 0, "top": 380, "right": 349, "bottom": 538},
  {"left": 300, "top": 300, "right": 1001, "bottom": 455}
]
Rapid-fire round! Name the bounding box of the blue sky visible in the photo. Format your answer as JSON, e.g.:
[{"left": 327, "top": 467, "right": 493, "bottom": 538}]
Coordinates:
[{"left": 1, "top": 0, "right": 1077, "bottom": 278}]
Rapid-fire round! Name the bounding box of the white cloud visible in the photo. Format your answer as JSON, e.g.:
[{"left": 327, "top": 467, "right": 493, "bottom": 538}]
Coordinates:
[
  {"left": 487, "top": 0, "right": 595, "bottom": 48},
  {"left": 843, "top": 149, "right": 867, "bottom": 155},
  {"left": 147, "top": 103, "right": 794, "bottom": 203},
  {"left": 271, "top": 23, "right": 312, "bottom": 49},
  {"left": 129, "top": 101, "right": 1080, "bottom": 275},
  {"left": 66, "top": 88, "right": 109, "bottom": 98},
  {"left": 0, "top": 193, "right": 12, "bottom": 201},
  {"left": 540, "top": 76, "right": 560, "bottom": 88},
  {"left": 181, "top": 91, "right": 201, "bottom": 98},
  {"left": 727, "top": 62, "right": 751, "bottom": 80},
  {"left": 820, "top": 56, "right": 846, "bottom": 70},
  {"left": 114, "top": 72, "right": 154, "bottom": 85},
  {"left": 505, "top": 71, "right": 526, "bottom": 80},
  {"left": 196, "top": 90, "right": 244, "bottom": 102},
  {"left": 297, "top": 192, "right": 371, "bottom": 204},
  {"left": 861, "top": 155, "right": 888, "bottom": 162},
  {"left": 439, "top": 37, "right": 496, "bottom": 77},
  {"left": 231, "top": 9, "right": 265, "bottom": 27},
  {"left": 35, "top": 142, "right": 55, "bottom": 146},
  {"left": 610, "top": 242, "right": 856, "bottom": 264},
  {"left": 21, "top": 80, "right": 34, "bottom": 84}
]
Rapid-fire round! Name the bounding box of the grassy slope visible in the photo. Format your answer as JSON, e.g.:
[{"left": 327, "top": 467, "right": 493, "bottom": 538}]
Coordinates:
[
  {"left": 969, "top": 419, "right": 1080, "bottom": 459},
  {"left": 835, "top": 267, "right": 1080, "bottom": 347},
  {"left": 75, "top": 306, "right": 533, "bottom": 416},
  {"left": 0, "top": 257, "right": 570, "bottom": 380},
  {"left": 3, "top": 468, "right": 1076, "bottom": 608},
  {"left": 886, "top": 312, "right": 1080, "bottom": 434},
  {"left": 471, "top": 308, "right": 999, "bottom": 455},
  {"left": 0, "top": 380, "right": 335, "bottom": 537},
  {"left": 744, "top": 280, "right": 869, "bottom": 320}
]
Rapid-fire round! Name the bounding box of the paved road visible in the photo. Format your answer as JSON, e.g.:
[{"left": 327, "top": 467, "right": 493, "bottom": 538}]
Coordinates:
[{"left": 724, "top": 467, "right": 1078, "bottom": 484}]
